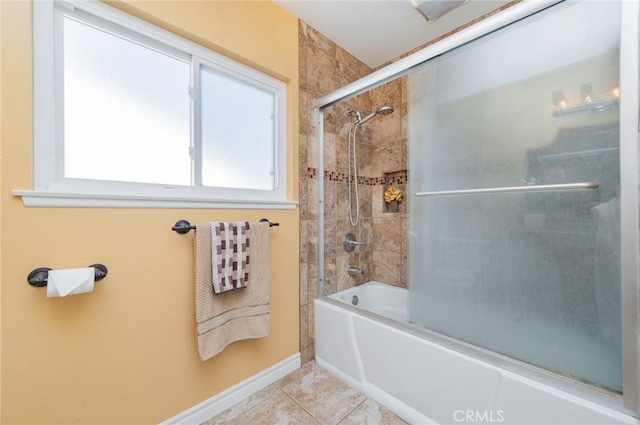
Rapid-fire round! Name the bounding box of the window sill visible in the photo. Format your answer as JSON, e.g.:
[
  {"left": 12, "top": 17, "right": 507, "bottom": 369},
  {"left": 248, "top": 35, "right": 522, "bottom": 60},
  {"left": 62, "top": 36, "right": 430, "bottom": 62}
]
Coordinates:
[{"left": 12, "top": 190, "right": 299, "bottom": 209}]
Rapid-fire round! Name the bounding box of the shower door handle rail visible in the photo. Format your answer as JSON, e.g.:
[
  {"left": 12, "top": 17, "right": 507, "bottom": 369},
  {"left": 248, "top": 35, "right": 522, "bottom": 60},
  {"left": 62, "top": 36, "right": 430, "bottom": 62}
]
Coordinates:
[{"left": 415, "top": 182, "right": 600, "bottom": 197}]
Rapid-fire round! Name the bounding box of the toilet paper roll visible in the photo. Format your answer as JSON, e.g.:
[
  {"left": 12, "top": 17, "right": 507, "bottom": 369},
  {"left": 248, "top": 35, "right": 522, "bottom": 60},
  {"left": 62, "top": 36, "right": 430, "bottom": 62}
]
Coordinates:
[{"left": 47, "top": 267, "right": 95, "bottom": 298}]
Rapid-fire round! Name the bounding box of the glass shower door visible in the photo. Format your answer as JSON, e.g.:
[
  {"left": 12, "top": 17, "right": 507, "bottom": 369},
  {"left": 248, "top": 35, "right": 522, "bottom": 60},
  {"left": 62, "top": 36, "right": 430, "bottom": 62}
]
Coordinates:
[{"left": 408, "top": 0, "right": 622, "bottom": 392}]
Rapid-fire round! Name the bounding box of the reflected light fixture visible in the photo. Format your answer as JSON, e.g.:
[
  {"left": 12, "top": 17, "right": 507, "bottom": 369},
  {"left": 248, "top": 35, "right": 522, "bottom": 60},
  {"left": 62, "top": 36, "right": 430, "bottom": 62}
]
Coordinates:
[
  {"left": 553, "top": 85, "right": 620, "bottom": 117},
  {"left": 553, "top": 90, "right": 567, "bottom": 111},
  {"left": 411, "top": 0, "right": 468, "bottom": 21},
  {"left": 581, "top": 83, "right": 593, "bottom": 105}
]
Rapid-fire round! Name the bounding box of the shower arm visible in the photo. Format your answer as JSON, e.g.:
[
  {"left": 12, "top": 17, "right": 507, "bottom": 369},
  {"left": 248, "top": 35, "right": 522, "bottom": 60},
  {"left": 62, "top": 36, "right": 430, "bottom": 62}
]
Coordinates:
[{"left": 415, "top": 182, "right": 599, "bottom": 197}]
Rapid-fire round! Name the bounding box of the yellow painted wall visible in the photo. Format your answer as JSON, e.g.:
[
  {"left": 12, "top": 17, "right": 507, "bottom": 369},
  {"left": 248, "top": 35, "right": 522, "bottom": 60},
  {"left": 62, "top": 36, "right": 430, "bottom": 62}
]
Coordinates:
[
  {"left": 0, "top": 1, "right": 4, "bottom": 421},
  {"left": 0, "top": 1, "right": 299, "bottom": 423}
]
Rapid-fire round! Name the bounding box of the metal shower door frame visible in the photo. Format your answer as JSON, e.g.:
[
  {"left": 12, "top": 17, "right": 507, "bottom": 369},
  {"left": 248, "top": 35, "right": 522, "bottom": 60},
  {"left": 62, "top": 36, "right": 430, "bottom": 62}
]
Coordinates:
[{"left": 314, "top": 0, "right": 639, "bottom": 417}]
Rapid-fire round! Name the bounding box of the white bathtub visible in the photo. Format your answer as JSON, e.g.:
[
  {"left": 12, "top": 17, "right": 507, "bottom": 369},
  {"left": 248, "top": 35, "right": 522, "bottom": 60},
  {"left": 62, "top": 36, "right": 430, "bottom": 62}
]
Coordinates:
[{"left": 315, "top": 282, "right": 639, "bottom": 425}]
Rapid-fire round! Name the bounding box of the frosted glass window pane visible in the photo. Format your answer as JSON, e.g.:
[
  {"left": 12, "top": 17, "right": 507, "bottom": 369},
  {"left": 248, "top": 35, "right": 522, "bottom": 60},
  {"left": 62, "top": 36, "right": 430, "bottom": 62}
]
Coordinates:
[
  {"left": 408, "top": 1, "right": 621, "bottom": 393},
  {"left": 200, "top": 66, "right": 275, "bottom": 190},
  {"left": 63, "top": 17, "right": 191, "bottom": 186}
]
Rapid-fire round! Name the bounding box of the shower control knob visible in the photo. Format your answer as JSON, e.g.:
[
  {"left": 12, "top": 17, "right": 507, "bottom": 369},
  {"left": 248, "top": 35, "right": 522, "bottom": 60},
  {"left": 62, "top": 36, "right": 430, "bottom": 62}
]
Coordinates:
[{"left": 343, "top": 233, "right": 367, "bottom": 253}]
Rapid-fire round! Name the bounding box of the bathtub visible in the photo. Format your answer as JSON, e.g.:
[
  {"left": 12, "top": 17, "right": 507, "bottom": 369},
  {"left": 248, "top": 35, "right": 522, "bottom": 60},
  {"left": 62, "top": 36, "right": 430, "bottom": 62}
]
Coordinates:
[{"left": 314, "top": 282, "right": 639, "bottom": 425}]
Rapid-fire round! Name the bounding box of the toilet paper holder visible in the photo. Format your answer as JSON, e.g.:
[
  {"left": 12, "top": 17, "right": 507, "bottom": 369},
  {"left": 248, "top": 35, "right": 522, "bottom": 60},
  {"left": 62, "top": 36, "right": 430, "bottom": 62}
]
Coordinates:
[{"left": 27, "top": 264, "right": 108, "bottom": 287}]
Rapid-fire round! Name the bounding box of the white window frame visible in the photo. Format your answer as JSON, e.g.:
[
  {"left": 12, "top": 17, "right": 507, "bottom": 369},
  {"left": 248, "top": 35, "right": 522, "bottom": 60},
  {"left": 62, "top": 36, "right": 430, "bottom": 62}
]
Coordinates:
[{"left": 14, "top": 0, "right": 294, "bottom": 209}]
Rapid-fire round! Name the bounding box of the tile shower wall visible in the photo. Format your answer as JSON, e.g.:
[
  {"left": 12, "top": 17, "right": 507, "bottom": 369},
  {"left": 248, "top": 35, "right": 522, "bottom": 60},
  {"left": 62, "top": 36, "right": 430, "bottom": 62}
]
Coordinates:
[
  {"left": 321, "top": 81, "right": 408, "bottom": 292},
  {"left": 367, "top": 80, "right": 408, "bottom": 288},
  {"left": 298, "top": 21, "right": 408, "bottom": 364},
  {"left": 298, "top": 21, "right": 372, "bottom": 364}
]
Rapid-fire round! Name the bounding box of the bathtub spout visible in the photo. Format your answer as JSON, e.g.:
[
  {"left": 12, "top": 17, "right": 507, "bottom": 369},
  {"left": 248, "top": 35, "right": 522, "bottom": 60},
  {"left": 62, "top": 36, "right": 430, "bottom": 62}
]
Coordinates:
[{"left": 347, "top": 266, "right": 363, "bottom": 276}]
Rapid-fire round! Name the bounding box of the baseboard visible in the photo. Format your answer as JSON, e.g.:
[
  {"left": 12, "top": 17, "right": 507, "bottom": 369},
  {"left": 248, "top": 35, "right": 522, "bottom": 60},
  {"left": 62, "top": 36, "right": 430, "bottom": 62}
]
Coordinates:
[{"left": 160, "top": 353, "right": 301, "bottom": 425}]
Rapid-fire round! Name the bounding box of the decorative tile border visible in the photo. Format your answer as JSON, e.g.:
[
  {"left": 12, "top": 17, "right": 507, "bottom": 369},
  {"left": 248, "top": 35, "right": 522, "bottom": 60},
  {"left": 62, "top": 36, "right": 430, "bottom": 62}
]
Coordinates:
[
  {"left": 307, "top": 167, "right": 407, "bottom": 186},
  {"left": 384, "top": 171, "right": 407, "bottom": 186},
  {"left": 324, "top": 170, "right": 348, "bottom": 183},
  {"left": 307, "top": 168, "right": 317, "bottom": 179}
]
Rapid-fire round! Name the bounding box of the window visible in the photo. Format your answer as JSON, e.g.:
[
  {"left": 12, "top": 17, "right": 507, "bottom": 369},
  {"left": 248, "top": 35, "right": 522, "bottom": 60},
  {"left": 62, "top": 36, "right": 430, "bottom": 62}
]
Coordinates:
[
  {"left": 63, "top": 16, "right": 192, "bottom": 187},
  {"left": 18, "top": 0, "right": 291, "bottom": 208}
]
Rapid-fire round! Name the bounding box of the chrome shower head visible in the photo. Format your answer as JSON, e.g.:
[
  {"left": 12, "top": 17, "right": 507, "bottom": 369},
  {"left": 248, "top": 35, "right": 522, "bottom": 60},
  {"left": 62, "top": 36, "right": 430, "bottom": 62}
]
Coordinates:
[
  {"left": 359, "top": 105, "right": 394, "bottom": 124},
  {"left": 376, "top": 106, "right": 394, "bottom": 116}
]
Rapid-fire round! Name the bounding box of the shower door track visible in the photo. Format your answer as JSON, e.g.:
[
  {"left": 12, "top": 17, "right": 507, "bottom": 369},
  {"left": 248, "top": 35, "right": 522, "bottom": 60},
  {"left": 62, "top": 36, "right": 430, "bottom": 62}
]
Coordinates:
[{"left": 313, "top": 0, "right": 640, "bottom": 418}]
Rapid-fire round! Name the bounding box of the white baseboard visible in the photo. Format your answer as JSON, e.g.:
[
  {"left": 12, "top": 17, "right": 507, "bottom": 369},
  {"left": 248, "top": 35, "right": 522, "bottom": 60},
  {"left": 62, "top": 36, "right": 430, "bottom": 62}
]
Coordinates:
[{"left": 160, "top": 353, "right": 301, "bottom": 425}]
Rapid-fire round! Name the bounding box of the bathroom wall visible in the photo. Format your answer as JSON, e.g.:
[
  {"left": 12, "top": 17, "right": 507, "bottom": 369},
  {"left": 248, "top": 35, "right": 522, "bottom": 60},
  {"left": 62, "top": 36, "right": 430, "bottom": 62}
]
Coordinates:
[
  {"left": 298, "top": 21, "right": 371, "bottom": 363},
  {"left": 0, "top": 1, "right": 299, "bottom": 423},
  {"left": 298, "top": 22, "right": 410, "bottom": 364},
  {"left": 320, "top": 80, "right": 408, "bottom": 292},
  {"left": 365, "top": 80, "right": 408, "bottom": 288}
]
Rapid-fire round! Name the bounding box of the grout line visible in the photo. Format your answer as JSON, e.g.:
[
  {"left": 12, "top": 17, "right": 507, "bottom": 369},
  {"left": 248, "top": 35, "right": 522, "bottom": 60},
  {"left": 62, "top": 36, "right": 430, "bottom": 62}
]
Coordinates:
[
  {"left": 335, "top": 397, "right": 368, "bottom": 425},
  {"left": 281, "top": 391, "right": 322, "bottom": 425},
  {"left": 213, "top": 364, "right": 377, "bottom": 425},
  {"left": 209, "top": 386, "right": 283, "bottom": 425},
  {"left": 275, "top": 362, "right": 319, "bottom": 389}
]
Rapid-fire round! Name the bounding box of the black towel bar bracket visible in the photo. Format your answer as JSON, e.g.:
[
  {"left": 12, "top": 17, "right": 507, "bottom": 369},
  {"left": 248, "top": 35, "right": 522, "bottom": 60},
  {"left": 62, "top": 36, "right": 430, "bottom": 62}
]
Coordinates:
[
  {"left": 171, "top": 218, "right": 279, "bottom": 234},
  {"left": 27, "top": 264, "right": 108, "bottom": 287}
]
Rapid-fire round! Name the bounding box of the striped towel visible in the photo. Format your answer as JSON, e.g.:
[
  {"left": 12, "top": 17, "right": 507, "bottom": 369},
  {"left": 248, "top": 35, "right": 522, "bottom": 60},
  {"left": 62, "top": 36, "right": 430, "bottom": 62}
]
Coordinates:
[
  {"left": 194, "top": 221, "right": 270, "bottom": 360},
  {"left": 210, "top": 221, "right": 250, "bottom": 294}
]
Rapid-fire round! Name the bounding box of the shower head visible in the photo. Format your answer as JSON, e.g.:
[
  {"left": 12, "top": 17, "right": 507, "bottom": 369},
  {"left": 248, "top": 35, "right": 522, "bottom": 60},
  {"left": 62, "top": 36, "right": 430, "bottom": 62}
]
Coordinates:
[
  {"left": 376, "top": 106, "right": 394, "bottom": 116},
  {"left": 359, "top": 105, "right": 394, "bottom": 124}
]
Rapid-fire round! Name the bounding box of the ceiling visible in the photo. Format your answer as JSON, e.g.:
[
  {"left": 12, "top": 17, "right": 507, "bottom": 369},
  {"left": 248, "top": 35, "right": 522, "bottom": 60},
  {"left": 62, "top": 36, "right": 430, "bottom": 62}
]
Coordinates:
[{"left": 274, "top": 0, "right": 512, "bottom": 69}]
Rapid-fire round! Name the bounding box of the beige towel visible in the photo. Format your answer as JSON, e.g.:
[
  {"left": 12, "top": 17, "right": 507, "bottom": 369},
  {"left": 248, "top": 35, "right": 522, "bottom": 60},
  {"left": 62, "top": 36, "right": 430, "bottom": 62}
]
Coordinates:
[{"left": 195, "top": 221, "right": 270, "bottom": 360}]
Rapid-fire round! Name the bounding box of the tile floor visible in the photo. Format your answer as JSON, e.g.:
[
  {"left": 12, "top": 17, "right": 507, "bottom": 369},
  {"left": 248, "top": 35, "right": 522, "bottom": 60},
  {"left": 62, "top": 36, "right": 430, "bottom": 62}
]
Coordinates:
[{"left": 201, "top": 361, "right": 408, "bottom": 425}]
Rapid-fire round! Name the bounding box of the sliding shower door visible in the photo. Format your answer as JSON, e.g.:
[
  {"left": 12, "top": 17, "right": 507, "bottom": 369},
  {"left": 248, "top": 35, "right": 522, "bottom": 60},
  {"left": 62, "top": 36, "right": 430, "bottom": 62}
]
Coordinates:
[{"left": 408, "top": 1, "right": 622, "bottom": 392}]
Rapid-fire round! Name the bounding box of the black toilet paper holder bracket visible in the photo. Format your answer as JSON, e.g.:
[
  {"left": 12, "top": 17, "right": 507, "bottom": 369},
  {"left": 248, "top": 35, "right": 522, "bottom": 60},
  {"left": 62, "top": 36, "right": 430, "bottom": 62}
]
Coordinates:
[{"left": 27, "top": 264, "right": 108, "bottom": 287}]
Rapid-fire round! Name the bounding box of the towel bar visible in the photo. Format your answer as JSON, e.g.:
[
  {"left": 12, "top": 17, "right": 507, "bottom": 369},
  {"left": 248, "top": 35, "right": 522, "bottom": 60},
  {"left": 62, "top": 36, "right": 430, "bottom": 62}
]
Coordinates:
[
  {"left": 27, "top": 264, "right": 108, "bottom": 287},
  {"left": 172, "top": 218, "right": 279, "bottom": 234}
]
